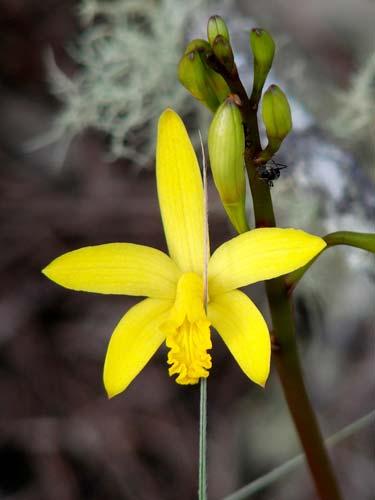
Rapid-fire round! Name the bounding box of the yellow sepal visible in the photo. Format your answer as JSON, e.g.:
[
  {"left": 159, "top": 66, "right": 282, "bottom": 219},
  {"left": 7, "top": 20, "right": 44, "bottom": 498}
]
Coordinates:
[
  {"left": 208, "top": 289, "right": 270, "bottom": 387},
  {"left": 103, "top": 298, "right": 172, "bottom": 398},
  {"left": 157, "top": 109, "right": 206, "bottom": 275},
  {"left": 208, "top": 228, "right": 326, "bottom": 295},
  {"left": 42, "top": 243, "right": 180, "bottom": 298}
]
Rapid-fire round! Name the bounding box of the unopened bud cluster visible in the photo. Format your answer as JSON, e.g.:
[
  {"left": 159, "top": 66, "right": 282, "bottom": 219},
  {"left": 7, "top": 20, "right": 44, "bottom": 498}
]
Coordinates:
[
  {"left": 178, "top": 15, "right": 238, "bottom": 112},
  {"left": 178, "top": 39, "right": 229, "bottom": 112},
  {"left": 179, "top": 15, "right": 293, "bottom": 232}
]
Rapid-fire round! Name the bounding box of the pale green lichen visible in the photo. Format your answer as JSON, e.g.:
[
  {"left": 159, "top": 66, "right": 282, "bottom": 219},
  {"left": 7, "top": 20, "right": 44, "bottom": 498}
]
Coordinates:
[
  {"left": 329, "top": 53, "right": 375, "bottom": 158},
  {"left": 45, "top": 0, "right": 208, "bottom": 166}
]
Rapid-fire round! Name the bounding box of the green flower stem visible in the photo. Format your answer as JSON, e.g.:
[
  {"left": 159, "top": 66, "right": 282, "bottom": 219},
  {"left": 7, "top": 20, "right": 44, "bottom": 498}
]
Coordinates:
[
  {"left": 249, "top": 159, "right": 343, "bottom": 500},
  {"left": 324, "top": 230, "right": 375, "bottom": 252},
  {"left": 286, "top": 230, "right": 375, "bottom": 291},
  {"left": 199, "top": 378, "right": 208, "bottom": 500},
  {"left": 199, "top": 134, "right": 209, "bottom": 500},
  {"left": 267, "top": 279, "right": 342, "bottom": 500},
  {"left": 213, "top": 67, "right": 343, "bottom": 499}
]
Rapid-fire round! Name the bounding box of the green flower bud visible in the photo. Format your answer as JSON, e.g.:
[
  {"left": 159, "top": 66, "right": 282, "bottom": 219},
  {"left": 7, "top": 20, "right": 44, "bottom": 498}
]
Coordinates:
[
  {"left": 184, "top": 38, "right": 212, "bottom": 55},
  {"left": 202, "top": 54, "right": 231, "bottom": 103},
  {"left": 259, "top": 84, "right": 292, "bottom": 159},
  {"left": 212, "top": 34, "right": 235, "bottom": 74},
  {"left": 250, "top": 28, "right": 275, "bottom": 105},
  {"left": 208, "top": 97, "right": 249, "bottom": 233},
  {"left": 207, "top": 15, "right": 230, "bottom": 46},
  {"left": 178, "top": 51, "right": 219, "bottom": 111},
  {"left": 178, "top": 43, "right": 230, "bottom": 112}
]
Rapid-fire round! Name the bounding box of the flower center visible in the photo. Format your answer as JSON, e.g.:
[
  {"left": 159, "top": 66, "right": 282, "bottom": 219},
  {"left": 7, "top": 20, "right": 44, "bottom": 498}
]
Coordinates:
[{"left": 161, "top": 272, "right": 212, "bottom": 385}]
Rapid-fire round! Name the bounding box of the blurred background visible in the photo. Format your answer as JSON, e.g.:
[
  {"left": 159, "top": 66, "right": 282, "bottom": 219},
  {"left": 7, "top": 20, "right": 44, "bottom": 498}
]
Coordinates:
[{"left": 0, "top": 0, "right": 374, "bottom": 499}]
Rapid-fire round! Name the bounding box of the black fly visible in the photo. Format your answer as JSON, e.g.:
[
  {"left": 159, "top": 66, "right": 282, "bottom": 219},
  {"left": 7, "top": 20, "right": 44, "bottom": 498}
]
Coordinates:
[{"left": 256, "top": 159, "right": 288, "bottom": 187}]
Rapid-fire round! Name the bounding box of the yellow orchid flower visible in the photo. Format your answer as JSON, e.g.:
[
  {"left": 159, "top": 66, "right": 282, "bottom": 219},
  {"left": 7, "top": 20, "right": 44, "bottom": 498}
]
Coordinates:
[{"left": 42, "top": 109, "right": 326, "bottom": 398}]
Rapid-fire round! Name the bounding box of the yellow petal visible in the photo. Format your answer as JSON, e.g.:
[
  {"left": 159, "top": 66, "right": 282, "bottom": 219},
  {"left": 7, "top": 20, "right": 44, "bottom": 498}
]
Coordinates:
[
  {"left": 104, "top": 298, "right": 173, "bottom": 398},
  {"left": 208, "top": 228, "right": 326, "bottom": 295},
  {"left": 156, "top": 109, "right": 205, "bottom": 274},
  {"left": 208, "top": 290, "right": 270, "bottom": 386},
  {"left": 42, "top": 243, "right": 180, "bottom": 298}
]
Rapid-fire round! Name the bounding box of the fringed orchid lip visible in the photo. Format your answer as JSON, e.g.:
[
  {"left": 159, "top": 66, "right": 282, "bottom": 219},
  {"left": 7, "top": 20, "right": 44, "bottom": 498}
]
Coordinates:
[
  {"left": 161, "top": 272, "right": 212, "bottom": 385},
  {"left": 42, "top": 108, "right": 326, "bottom": 398}
]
